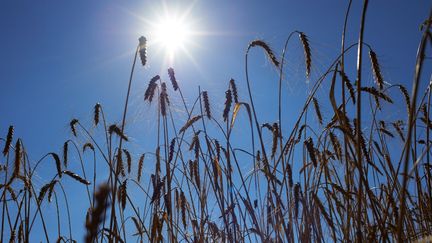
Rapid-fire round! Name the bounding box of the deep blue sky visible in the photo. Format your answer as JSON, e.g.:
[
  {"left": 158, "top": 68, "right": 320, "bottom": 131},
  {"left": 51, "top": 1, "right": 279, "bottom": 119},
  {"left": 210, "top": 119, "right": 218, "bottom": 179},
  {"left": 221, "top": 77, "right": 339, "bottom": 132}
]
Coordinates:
[
  {"left": 1, "top": 0, "right": 429, "bottom": 157},
  {"left": 0, "top": 0, "right": 430, "bottom": 240}
]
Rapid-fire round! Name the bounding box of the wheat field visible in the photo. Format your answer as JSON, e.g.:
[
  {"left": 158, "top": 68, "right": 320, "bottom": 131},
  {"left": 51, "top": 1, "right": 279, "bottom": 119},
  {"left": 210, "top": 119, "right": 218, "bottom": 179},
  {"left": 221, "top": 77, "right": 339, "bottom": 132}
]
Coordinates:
[{"left": 1, "top": 1, "right": 432, "bottom": 242}]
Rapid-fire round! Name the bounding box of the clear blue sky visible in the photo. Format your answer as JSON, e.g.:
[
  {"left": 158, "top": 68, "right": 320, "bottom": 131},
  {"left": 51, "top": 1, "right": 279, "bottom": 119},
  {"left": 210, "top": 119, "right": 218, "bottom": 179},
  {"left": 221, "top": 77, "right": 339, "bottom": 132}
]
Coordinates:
[
  {"left": 0, "top": 0, "right": 429, "bottom": 159},
  {"left": 0, "top": 0, "right": 430, "bottom": 240}
]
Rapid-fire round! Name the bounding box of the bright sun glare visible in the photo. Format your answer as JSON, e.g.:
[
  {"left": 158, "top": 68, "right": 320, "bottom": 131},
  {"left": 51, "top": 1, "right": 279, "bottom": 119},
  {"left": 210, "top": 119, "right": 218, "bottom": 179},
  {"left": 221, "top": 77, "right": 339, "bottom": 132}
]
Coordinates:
[
  {"left": 154, "top": 17, "right": 191, "bottom": 55},
  {"left": 150, "top": 11, "right": 196, "bottom": 63}
]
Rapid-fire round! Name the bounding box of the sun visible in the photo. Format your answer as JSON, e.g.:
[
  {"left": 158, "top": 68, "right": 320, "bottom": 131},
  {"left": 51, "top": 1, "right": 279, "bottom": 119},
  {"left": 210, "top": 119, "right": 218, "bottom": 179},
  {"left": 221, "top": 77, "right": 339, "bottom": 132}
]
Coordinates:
[
  {"left": 154, "top": 17, "right": 191, "bottom": 56},
  {"left": 133, "top": 4, "right": 205, "bottom": 67},
  {"left": 149, "top": 11, "right": 196, "bottom": 63}
]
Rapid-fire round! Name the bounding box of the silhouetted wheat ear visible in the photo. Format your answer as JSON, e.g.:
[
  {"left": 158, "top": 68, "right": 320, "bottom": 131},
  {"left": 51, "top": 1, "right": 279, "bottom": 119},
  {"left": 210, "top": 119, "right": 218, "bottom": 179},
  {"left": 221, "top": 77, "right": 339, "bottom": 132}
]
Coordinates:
[
  {"left": 294, "top": 183, "right": 301, "bottom": 218},
  {"left": 150, "top": 176, "right": 163, "bottom": 204},
  {"left": 93, "top": 103, "right": 101, "bottom": 126},
  {"left": 193, "top": 160, "right": 201, "bottom": 189},
  {"left": 212, "top": 139, "right": 220, "bottom": 160},
  {"left": 116, "top": 149, "right": 126, "bottom": 177},
  {"left": 379, "top": 120, "right": 387, "bottom": 130},
  {"left": 255, "top": 150, "right": 261, "bottom": 167},
  {"left": 122, "top": 149, "right": 132, "bottom": 174},
  {"left": 49, "top": 152, "right": 62, "bottom": 178},
  {"left": 392, "top": 120, "right": 405, "bottom": 142},
  {"left": 189, "top": 133, "right": 200, "bottom": 160},
  {"left": 223, "top": 89, "right": 232, "bottom": 122},
  {"left": 287, "top": 164, "right": 293, "bottom": 188},
  {"left": 168, "top": 67, "right": 179, "bottom": 91},
  {"left": 38, "top": 180, "right": 57, "bottom": 203},
  {"left": 360, "top": 87, "right": 393, "bottom": 104},
  {"left": 202, "top": 91, "right": 211, "bottom": 119},
  {"left": 168, "top": 138, "right": 175, "bottom": 163},
  {"left": 249, "top": 40, "right": 280, "bottom": 67},
  {"left": 63, "top": 170, "right": 90, "bottom": 185},
  {"left": 108, "top": 124, "right": 129, "bottom": 141},
  {"left": 3, "top": 125, "right": 13, "bottom": 156},
  {"left": 85, "top": 183, "right": 110, "bottom": 243},
  {"left": 329, "top": 132, "right": 342, "bottom": 160},
  {"left": 188, "top": 159, "right": 194, "bottom": 181},
  {"left": 179, "top": 190, "right": 187, "bottom": 229},
  {"left": 212, "top": 157, "right": 221, "bottom": 187},
  {"left": 230, "top": 78, "right": 239, "bottom": 103},
  {"left": 179, "top": 115, "right": 202, "bottom": 133},
  {"left": 138, "top": 36, "right": 147, "bottom": 66},
  {"left": 83, "top": 142, "right": 95, "bottom": 152},
  {"left": 353, "top": 118, "right": 358, "bottom": 136},
  {"left": 262, "top": 123, "right": 273, "bottom": 132},
  {"left": 150, "top": 213, "right": 161, "bottom": 241},
  {"left": 373, "top": 140, "right": 383, "bottom": 156},
  {"left": 313, "top": 194, "right": 333, "bottom": 227},
  {"left": 369, "top": 50, "right": 384, "bottom": 90},
  {"left": 137, "top": 154, "right": 144, "bottom": 182},
  {"left": 312, "top": 97, "right": 323, "bottom": 125},
  {"left": 398, "top": 85, "right": 410, "bottom": 113},
  {"left": 339, "top": 70, "right": 356, "bottom": 104},
  {"left": 341, "top": 113, "right": 355, "bottom": 138},
  {"left": 299, "top": 32, "right": 312, "bottom": 78},
  {"left": 163, "top": 193, "right": 170, "bottom": 215},
  {"left": 13, "top": 139, "right": 21, "bottom": 178},
  {"left": 296, "top": 124, "right": 306, "bottom": 141},
  {"left": 358, "top": 130, "right": 372, "bottom": 165},
  {"left": 132, "top": 216, "right": 144, "bottom": 236},
  {"left": 380, "top": 125, "right": 394, "bottom": 138},
  {"left": 160, "top": 82, "right": 169, "bottom": 116},
  {"left": 304, "top": 137, "right": 317, "bottom": 167},
  {"left": 70, "top": 119, "right": 78, "bottom": 137},
  {"left": 63, "top": 141, "right": 68, "bottom": 167},
  {"left": 144, "top": 75, "right": 160, "bottom": 102},
  {"left": 174, "top": 188, "right": 180, "bottom": 210},
  {"left": 47, "top": 181, "right": 56, "bottom": 202},
  {"left": 118, "top": 179, "right": 127, "bottom": 210}
]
